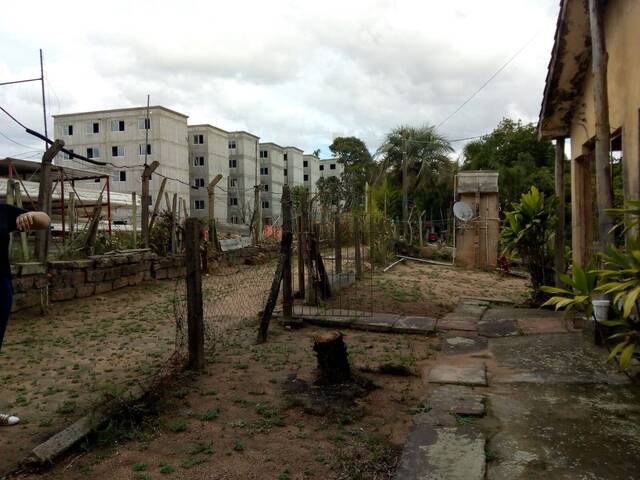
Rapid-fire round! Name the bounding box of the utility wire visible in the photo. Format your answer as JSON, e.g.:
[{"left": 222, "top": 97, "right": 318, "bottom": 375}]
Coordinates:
[
  {"left": 436, "top": 31, "right": 540, "bottom": 129},
  {"left": 0, "top": 129, "right": 36, "bottom": 149}
]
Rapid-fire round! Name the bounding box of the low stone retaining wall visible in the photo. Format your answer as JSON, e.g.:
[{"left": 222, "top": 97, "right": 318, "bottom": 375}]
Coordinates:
[{"left": 10, "top": 251, "right": 185, "bottom": 312}]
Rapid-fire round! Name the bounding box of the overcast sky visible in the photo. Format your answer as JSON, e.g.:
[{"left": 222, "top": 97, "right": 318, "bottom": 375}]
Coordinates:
[{"left": 0, "top": 0, "right": 558, "bottom": 162}]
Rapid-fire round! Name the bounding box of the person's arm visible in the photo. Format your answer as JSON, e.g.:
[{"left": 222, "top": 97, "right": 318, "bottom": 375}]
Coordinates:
[{"left": 16, "top": 211, "right": 50, "bottom": 232}]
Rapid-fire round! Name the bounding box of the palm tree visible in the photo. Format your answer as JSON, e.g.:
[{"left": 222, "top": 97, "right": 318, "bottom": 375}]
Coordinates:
[{"left": 377, "top": 125, "right": 453, "bottom": 236}]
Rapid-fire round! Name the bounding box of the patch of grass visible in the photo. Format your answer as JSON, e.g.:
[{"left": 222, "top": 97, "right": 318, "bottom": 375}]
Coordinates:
[
  {"left": 199, "top": 408, "right": 220, "bottom": 421},
  {"left": 254, "top": 402, "right": 285, "bottom": 432},
  {"left": 187, "top": 441, "right": 214, "bottom": 455},
  {"left": 166, "top": 418, "right": 188, "bottom": 433},
  {"left": 233, "top": 440, "right": 245, "bottom": 452},
  {"left": 277, "top": 467, "right": 291, "bottom": 480},
  {"left": 132, "top": 462, "right": 147, "bottom": 472},
  {"left": 159, "top": 463, "right": 174, "bottom": 474},
  {"left": 452, "top": 414, "right": 475, "bottom": 426},
  {"left": 181, "top": 457, "right": 206, "bottom": 469},
  {"left": 56, "top": 400, "right": 77, "bottom": 415}
]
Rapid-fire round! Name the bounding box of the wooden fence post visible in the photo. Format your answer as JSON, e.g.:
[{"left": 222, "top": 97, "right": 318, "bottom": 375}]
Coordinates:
[
  {"left": 302, "top": 191, "right": 316, "bottom": 306},
  {"left": 297, "top": 215, "right": 305, "bottom": 297},
  {"left": 148, "top": 177, "right": 167, "bottom": 233},
  {"left": 185, "top": 217, "right": 204, "bottom": 370},
  {"left": 282, "top": 185, "right": 293, "bottom": 320},
  {"left": 334, "top": 205, "right": 342, "bottom": 274},
  {"left": 208, "top": 174, "right": 223, "bottom": 252},
  {"left": 354, "top": 213, "right": 362, "bottom": 280},
  {"left": 131, "top": 192, "right": 136, "bottom": 246},
  {"left": 171, "top": 193, "right": 178, "bottom": 254},
  {"left": 141, "top": 161, "right": 160, "bottom": 248},
  {"left": 35, "top": 139, "right": 64, "bottom": 262}
]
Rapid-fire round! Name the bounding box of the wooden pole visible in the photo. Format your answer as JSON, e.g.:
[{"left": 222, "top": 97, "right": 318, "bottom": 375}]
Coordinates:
[
  {"left": 171, "top": 193, "right": 178, "bottom": 254},
  {"left": 302, "top": 190, "right": 316, "bottom": 306},
  {"left": 334, "top": 204, "right": 342, "bottom": 274},
  {"left": 418, "top": 212, "right": 424, "bottom": 247},
  {"left": 185, "top": 217, "right": 204, "bottom": 370},
  {"left": 131, "top": 192, "right": 137, "bottom": 246},
  {"left": 402, "top": 139, "right": 409, "bottom": 238},
  {"left": 148, "top": 176, "right": 167, "bottom": 233},
  {"left": 354, "top": 213, "right": 363, "bottom": 280},
  {"left": 588, "top": 0, "right": 614, "bottom": 250},
  {"left": 141, "top": 161, "right": 159, "bottom": 248},
  {"left": 35, "top": 139, "right": 64, "bottom": 262},
  {"left": 69, "top": 191, "right": 76, "bottom": 239},
  {"left": 282, "top": 185, "right": 293, "bottom": 320},
  {"left": 207, "top": 174, "right": 223, "bottom": 251},
  {"left": 297, "top": 215, "right": 305, "bottom": 298},
  {"left": 554, "top": 137, "right": 566, "bottom": 286},
  {"left": 15, "top": 183, "right": 28, "bottom": 260}
]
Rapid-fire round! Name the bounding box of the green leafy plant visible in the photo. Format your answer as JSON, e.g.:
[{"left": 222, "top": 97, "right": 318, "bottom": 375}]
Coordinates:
[
  {"left": 595, "top": 240, "right": 640, "bottom": 369},
  {"left": 542, "top": 263, "right": 598, "bottom": 318},
  {"left": 501, "top": 186, "right": 556, "bottom": 302}
]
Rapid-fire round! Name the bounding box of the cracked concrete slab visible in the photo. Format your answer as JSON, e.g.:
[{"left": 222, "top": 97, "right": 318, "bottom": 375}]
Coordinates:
[
  {"left": 428, "top": 363, "right": 487, "bottom": 386},
  {"left": 442, "top": 334, "right": 488, "bottom": 355},
  {"left": 395, "top": 424, "right": 486, "bottom": 480},
  {"left": 393, "top": 316, "right": 437, "bottom": 335},
  {"left": 477, "top": 318, "right": 519, "bottom": 337},
  {"left": 438, "top": 315, "right": 478, "bottom": 331},
  {"left": 351, "top": 313, "right": 400, "bottom": 332},
  {"left": 427, "top": 385, "right": 486, "bottom": 416}
]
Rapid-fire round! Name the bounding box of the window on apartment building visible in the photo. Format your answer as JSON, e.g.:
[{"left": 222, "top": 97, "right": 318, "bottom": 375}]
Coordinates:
[
  {"left": 319, "top": 165, "right": 324, "bottom": 171},
  {"left": 284, "top": 169, "right": 287, "bottom": 176},
  {"left": 194, "top": 178, "right": 205, "bottom": 188},
  {"left": 262, "top": 201, "right": 269, "bottom": 209},
  {"left": 304, "top": 174, "right": 309, "bottom": 181},
  {"left": 148, "top": 195, "right": 153, "bottom": 206},
  {"left": 260, "top": 167, "right": 268, "bottom": 175},
  {"left": 230, "top": 215, "right": 239, "bottom": 224},
  {"left": 86, "top": 147, "right": 100, "bottom": 159},
  {"left": 65, "top": 125, "right": 73, "bottom": 136},
  {"left": 193, "top": 134, "right": 204, "bottom": 145},
  {"left": 229, "top": 159, "right": 237, "bottom": 168},
  {"left": 264, "top": 217, "right": 273, "bottom": 226},
  {"left": 194, "top": 200, "right": 205, "bottom": 210},
  {"left": 95, "top": 177, "right": 101, "bottom": 183},
  {"left": 111, "top": 145, "right": 125, "bottom": 157},
  {"left": 111, "top": 120, "right": 125, "bottom": 132},
  {"left": 119, "top": 171, "right": 127, "bottom": 182},
  {"left": 303, "top": 160, "right": 308, "bottom": 167},
  {"left": 260, "top": 150, "right": 268, "bottom": 159},
  {"left": 139, "top": 144, "right": 152, "bottom": 155},
  {"left": 138, "top": 118, "right": 151, "bottom": 130},
  {"left": 193, "top": 156, "right": 205, "bottom": 166},
  {"left": 63, "top": 149, "right": 74, "bottom": 160},
  {"left": 229, "top": 197, "right": 238, "bottom": 206},
  {"left": 228, "top": 140, "right": 237, "bottom": 149},
  {"left": 284, "top": 153, "right": 288, "bottom": 161},
  {"left": 330, "top": 163, "right": 336, "bottom": 170},
  {"left": 86, "top": 122, "right": 99, "bottom": 134},
  {"left": 262, "top": 184, "right": 269, "bottom": 192},
  {"left": 229, "top": 178, "right": 238, "bottom": 188}
]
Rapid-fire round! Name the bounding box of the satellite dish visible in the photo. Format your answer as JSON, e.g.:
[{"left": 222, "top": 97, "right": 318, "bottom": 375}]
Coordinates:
[{"left": 453, "top": 201, "right": 474, "bottom": 222}]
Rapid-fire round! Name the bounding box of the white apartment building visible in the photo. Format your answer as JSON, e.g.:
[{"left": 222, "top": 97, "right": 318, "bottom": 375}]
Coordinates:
[
  {"left": 258, "top": 143, "right": 285, "bottom": 225},
  {"left": 283, "top": 146, "right": 304, "bottom": 188},
  {"left": 227, "top": 131, "right": 259, "bottom": 225},
  {"left": 53, "top": 106, "right": 189, "bottom": 221},
  {"left": 188, "top": 124, "right": 229, "bottom": 223},
  {"left": 319, "top": 158, "right": 344, "bottom": 180},
  {"left": 303, "top": 154, "right": 320, "bottom": 193}
]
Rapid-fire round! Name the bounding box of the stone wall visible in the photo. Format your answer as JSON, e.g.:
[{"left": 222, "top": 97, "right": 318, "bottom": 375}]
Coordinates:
[{"left": 10, "top": 251, "right": 185, "bottom": 313}]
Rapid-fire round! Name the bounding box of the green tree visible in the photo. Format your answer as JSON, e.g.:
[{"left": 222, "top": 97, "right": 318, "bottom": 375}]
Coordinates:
[
  {"left": 329, "top": 136, "right": 374, "bottom": 209},
  {"left": 377, "top": 125, "right": 453, "bottom": 235},
  {"left": 462, "top": 118, "right": 555, "bottom": 208}
]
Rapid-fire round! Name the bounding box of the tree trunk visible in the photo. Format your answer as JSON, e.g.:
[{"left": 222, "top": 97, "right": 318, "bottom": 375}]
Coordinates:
[
  {"left": 402, "top": 147, "right": 409, "bottom": 238},
  {"left": 313, "top": 331, "right": 351, "bottom": 384},
  {"left": 588, "top": 0, "right": 614, "bottom": 251}
]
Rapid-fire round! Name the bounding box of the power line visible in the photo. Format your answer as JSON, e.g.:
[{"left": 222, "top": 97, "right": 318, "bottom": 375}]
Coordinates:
[
  {"left": 0, "top": 129, "right": 35, "bottom": 149},
  {"left": 436, "top": 31, "right": 540, "bottom": 129}
]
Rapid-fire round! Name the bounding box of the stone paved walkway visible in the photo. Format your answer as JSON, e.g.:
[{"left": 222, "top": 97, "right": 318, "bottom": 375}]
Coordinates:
[{"left": 393, "top": 298, "right": 640, "bottom": 480}]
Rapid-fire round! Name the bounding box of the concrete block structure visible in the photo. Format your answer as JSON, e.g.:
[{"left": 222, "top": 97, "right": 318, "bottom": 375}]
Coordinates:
[
  {"left": 53, "top": 106, "right": 189, "bottom": 221},
  {"left": 187, "top": 124, "right": 229, "bottom": 222},
  {"left": 303, "top": 154, "right": 320, "bottom": 194},
  {"left": 259, "top": 143, "right": 285, "bottom": 225},
  {"left": 227, "top": 131, "right": 259, "bottom": 225},
  {"left": 283, "top": 146, "right": 304, "bottom": 188},
  {"left": 453, "top": 171, "right": 499, "bottom": 270},
  {"left": 319, "top": 158, "right": 344, "bottom": 180}
]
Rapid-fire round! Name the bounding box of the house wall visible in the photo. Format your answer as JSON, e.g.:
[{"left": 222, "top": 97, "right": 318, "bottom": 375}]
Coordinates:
[
  {"left": 303, "top": 154, "right": 320, "bottom": 193},
  {"left": 53, "top": 107, "right": 189, "bottom": 220},
  {"left": 284, "top": 148, "right": 304, "bottom": 188},
  {"left": 259, "top": 143, "right": 285, "bottom": 224},
  {"left": 569, "top": 0, "right": 640, "bottom": 201},
  {"left": 188, "top": 125, "right": 229, "bottom": 222},
  {"left": 228, "top": 132, "right": 259, "bottom": 224}
]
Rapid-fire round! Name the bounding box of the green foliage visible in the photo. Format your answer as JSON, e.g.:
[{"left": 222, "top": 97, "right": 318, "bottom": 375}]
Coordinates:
[
  {"left": 606, "top": 200, "right": 640, "bottom": 236},
  {"left": 462, "top": 118, "right": 555, "bottom": 207},
  {"left": 330, "top": 136, "right": 375, "bottom": 209},
  {"left": 149, "top": 210, "right": 177, "bottom": 256},
  {"left": 501, "top": 186, "right": 556, "bottom": 300},
  {"left": 317, "top": 176, "right": 343, "bottom": 209},
  {"left": 542, "top": 263, "right": 598, "bottom": 318}
]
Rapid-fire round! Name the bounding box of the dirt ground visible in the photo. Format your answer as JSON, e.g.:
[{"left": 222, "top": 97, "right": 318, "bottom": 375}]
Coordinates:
[
  {"left": 328, "top": 261, "right": 529, "bottom": 318},
  {"left": 13, "top": 321, "right": 439, "bottom": 480}
]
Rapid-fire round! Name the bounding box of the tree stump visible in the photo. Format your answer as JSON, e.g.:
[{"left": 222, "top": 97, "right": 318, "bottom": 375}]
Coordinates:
[{"left": 313, "top": 331, "right": 351, "bottom": 384}]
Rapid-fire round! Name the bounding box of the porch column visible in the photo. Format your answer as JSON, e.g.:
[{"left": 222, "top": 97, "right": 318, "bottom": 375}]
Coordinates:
[{"left": 554, "top": 137, "right": 566, "bottom": 285}]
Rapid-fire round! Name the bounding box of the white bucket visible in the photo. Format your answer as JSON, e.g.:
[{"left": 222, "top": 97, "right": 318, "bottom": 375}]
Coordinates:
[{"left": 592, "top": 299, "right": 610, "bottom": 323}]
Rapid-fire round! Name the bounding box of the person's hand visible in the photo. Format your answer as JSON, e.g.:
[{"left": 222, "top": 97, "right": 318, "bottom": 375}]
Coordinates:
[{"left": 16, "top": 212, "right": 35, "bottom": 231}]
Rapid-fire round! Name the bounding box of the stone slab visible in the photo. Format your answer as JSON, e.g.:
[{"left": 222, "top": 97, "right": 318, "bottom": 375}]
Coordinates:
[
  {"left": 477, "top": 318, "right": 519, "bottom": 337},
  {"left": 517, "top": 317, "right": 569, "bottom": 335},
  {"left": 351, "top": 313, "right": 400, "bottom": 332},
  {"left": 302, "top": 316, "right": 354, "bottom": 329},
  {"left": 428, "top": 363, "right": 487, "bottom": 387},
  {"left": 395, "top": 424, "right": 486, "bottom": 480},
  {"left": 442, "top": 335, "right": 488, "bottom": 355},
  {"left": 438, "top": 317, "right": 478, "bottom": 332},
  {"left": 393, "top": 316, "right": 437, "bottom": 335},
  {"left": 427, "top": 385, "right": 486, "bottom": 416},
  {"left": 454, "top": 303, "right": 488, "bottom": 318}
]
